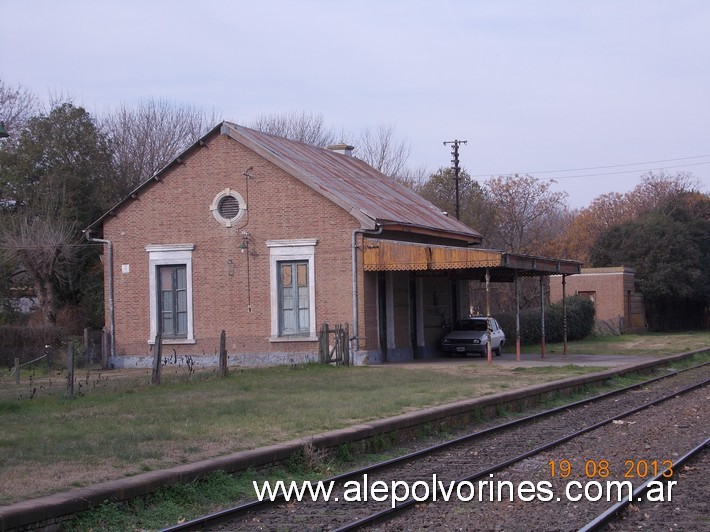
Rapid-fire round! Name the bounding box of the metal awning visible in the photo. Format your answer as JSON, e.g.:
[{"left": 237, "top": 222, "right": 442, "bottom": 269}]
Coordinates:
[{"left": 362, "top": 238, "right": 581, "bottom": 278}]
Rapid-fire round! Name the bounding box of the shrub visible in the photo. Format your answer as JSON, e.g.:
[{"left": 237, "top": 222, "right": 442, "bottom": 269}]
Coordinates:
[
  {"left": 0, "top": 325, "right": 66, "bottom": 366},
  {"left": 496, "top": 296, "right": 595, "bottom": 345}
]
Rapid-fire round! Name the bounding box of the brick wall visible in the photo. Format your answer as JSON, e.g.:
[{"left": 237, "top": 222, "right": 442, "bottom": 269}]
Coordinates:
[
  {"left": 102, "top": 133, "right": 361, "bottom": 366},
  {"left": 550, "top": 267, "right": 646, "bottom": 332}
]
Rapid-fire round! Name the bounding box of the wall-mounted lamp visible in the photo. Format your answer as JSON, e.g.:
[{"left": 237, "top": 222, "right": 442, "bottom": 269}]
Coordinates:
[{"left": 239, "top": 231, "right": 252, "bottom": 253}]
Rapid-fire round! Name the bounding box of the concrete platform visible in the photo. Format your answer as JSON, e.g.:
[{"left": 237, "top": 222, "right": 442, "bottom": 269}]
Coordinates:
[{"left": 380, "top": 352, "right": 661, "bottom": 369}]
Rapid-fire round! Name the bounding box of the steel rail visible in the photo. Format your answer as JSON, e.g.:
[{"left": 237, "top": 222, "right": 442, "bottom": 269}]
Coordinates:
[
  {"left": 578, "top": 437, "right": 709, "bottom": 532},
  {"left": 332, "top": 376, "right": 709, "bottom": 531},
  {"left": 161, "top": 362, "right": 709, "bottom": 532}
]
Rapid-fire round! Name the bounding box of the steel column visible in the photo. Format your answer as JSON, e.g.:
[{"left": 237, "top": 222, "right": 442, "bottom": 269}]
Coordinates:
[
  {"left": 562, "top": 274, "right": 568, "bottom": 355},
  {"left": 486, "top": 268, "right": 492, "bottom": 364},
  {"left": 540, "top": 276, "right": 546, "bottom": 358},
  {"left": 515, "top": 271, "right": 521, "bottom": 361}
]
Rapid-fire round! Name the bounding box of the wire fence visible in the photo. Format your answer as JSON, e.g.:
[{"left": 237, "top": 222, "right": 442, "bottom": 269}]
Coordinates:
[
  {"left": 0, "top": 327, "right": 346, "bottom": 401},
  {"left": 0, "top": 347, "right": 231, "bottom": 401}
]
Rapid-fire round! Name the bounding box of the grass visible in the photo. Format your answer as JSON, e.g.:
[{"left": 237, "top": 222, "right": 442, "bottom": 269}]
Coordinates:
[
  {"left": 1, "top": 362, "right": 607, "bottom": 504},
  {"left": 1, "top": 331, "right": 709, "bottom": 509},
  {"left": 532, "top": 330, "right": 710, "bottom": 356}
]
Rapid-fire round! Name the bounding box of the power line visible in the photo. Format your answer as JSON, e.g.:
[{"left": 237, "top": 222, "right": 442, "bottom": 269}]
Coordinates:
[
  {"left": 522, "top": 161, "right": 710, "bottom": 180},
  {"left": 470, "top": 155, "right": 710, "bottom": 179}
]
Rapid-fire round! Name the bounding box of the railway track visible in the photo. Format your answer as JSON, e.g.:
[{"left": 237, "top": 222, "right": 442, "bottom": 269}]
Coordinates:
[{"left": 163, "top": 362, "right": 709, "bottom": 531}]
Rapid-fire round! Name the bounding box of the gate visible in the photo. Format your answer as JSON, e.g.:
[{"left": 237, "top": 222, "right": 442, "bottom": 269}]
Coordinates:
[{"left": 318, "top": 322, "right": 350, "bottom": 366}]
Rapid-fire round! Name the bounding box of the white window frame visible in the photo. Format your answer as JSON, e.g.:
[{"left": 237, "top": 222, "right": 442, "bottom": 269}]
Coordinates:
[
  {"left": 146, "top": 243, "right": 195, "bottom": 344},
  {"left": 267, "top": 239, "right": 317, "bottom": 342},
  {"left": 210, "top": 188, "right": 247, "bottom": 227}
]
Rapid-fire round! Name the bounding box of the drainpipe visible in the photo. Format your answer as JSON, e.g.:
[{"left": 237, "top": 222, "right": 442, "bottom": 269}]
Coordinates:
[
  {"left": 84, "top": 231, "right": 115, "bottom": 363},
  {"left": 352, "top": 224, "right": 383, "bottom": 358}
]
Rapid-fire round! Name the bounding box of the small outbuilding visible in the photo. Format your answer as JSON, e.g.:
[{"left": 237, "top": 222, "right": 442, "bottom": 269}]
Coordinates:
[{"left": 550, "top": 267, "right": 646, "bottom": 333}]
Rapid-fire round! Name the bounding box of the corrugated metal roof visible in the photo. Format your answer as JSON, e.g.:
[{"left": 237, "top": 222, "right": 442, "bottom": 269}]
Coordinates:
[
  {"left": 87, "top": 122, "right": 482, "bottom": 243},
  {"left": 222, "top": 122, "right": 482, "bottom": 241}
]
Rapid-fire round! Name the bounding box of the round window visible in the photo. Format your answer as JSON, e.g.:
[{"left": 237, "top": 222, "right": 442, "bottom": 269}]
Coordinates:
[{"left": 210, "top": 189, "right": 246, "bottom": 227}]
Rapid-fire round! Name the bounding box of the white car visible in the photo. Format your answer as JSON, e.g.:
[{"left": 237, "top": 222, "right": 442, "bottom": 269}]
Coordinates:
[{"left": 441, "top": 317, "right": 506, "bottom": 357}]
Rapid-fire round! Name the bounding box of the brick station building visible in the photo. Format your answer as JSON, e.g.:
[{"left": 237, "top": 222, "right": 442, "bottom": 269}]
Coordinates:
[{"left": 86, "top": 122, "right": 581, "bottom": 368}]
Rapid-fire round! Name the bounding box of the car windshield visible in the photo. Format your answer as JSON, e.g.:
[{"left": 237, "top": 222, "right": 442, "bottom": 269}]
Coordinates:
[{"left": 454, "top": 319, "right": 487, "bottom": 332}]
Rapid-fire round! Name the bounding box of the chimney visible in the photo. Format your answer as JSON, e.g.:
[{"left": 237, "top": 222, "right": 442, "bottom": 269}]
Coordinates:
[{"left": 326, "top": 143, "right": 355, "bottom": 157}]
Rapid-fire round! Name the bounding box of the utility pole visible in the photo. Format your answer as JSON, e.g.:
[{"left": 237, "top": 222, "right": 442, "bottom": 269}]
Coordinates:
[{"left": 443, "top": 139, "right": 467, "bottom": 220}]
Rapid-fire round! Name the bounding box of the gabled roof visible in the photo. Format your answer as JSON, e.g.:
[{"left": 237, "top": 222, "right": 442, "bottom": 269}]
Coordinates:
[{"left": 87, "top": 121, "right": 482, "bottom": 243}]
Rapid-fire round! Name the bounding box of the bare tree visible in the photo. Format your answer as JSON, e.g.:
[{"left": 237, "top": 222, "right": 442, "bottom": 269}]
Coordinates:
[
  {"left": 249, "top": 111, "right": 337, "bottom": 147},
  {"left": 249, "top": 112, "right": 412, "bottom": 179},
  {"left": 355, "top": 124, "right": 410, "bottom": 179},
  {"left": 484, "top": 175, "right": 568, "bottom": 254},
  {"left": 0, "top": 210, "right": 79, "bottom": 325},
  {"left": 0, "top": 79, "right": 39, "bottom": 136},
  {"left": 101, "top": 99, "right": 218, "bottom": 194}
]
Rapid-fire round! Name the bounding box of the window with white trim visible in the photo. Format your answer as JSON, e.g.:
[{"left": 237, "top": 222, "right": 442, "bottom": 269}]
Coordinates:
[
  {"left": 158, "top": 265, "right": 188, "bottom": 338},
  {"left": 267, "top": 239, "right": 317, "bottom": 340},
  {"left": 146, "top": 244, "right": 195, "bottom": 344},
  {"left": 279, "top": 261, "right": 310, "bottom": 335}
]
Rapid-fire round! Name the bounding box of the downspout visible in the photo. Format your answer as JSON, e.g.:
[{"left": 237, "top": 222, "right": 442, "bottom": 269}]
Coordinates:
[
  {"left": 84, "top": 231, "right": 115, "bottom": 363},
  {"left": 352, "top": 224, "right": 383, "bottom": 358}
]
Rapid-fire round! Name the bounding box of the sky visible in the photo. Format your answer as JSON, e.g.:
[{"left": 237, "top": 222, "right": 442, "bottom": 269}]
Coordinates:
[{"left": 2, "top": 0, "right": 709, "bottom": 208}]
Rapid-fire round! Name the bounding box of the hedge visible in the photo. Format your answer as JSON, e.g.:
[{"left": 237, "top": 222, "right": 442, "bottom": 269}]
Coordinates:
[{"left": 496, "top": 296, "right": 595, "bottom": 345}]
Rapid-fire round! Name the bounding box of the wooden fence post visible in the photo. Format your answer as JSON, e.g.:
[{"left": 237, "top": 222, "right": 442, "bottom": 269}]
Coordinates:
[
  {"left": 101, "top": 328, "right": 110, "bottom": 369},
  {"left": 219, "top": 330, "right": 228, "bottom": 377},
  {"left": 344, "top": 322, "right": 350, "bottom": 366},
  {"left": 151, "top": 333, "right": 162, "bottom": 385},
  {"left": 66, "top": 342, "right": 74, "bottom": 398},
  {"left": 14, "top": 358, "right": 19, "bottom": 384},
  {"left": 83, "top": 327, "right": 91, "bottom": 365},
  {"left": 319, "top": 323, "right": 328, "bottom": 363}
]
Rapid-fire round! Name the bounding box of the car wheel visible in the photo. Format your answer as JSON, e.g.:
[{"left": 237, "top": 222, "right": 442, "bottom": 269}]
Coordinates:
[{"left": 494, "top": 345, "right": 502, "bottom": 356}]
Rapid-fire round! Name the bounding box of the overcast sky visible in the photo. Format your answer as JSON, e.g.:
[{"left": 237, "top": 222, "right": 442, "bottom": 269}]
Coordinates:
[{"left": 2, "top": 0, "right": 708, "bottom": 208}]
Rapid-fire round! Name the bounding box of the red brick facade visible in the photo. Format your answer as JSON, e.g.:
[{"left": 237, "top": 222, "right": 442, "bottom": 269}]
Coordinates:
[
  {"left": 102, "top": 134, "right": 361, "bottom": 366},
  {"left": 550, "top": 267, "right": 646, "bottom": 333}
]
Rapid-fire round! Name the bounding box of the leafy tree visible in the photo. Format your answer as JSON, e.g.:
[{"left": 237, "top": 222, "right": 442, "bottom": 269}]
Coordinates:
[
  {"left": 590, "top": 192, "right": 710, "bottom": 330},
  {"left": 549, "top": 171, "right": 700, "bottom": 264},
  {"left": 1, "top": 103, "right": 117, "bottom": 228},
  {"left": 102, "top": 99, "right": 218, "bottom": 194},
  {"left": 0, "top": 103, "right": 115, "bottom": 326},
  {"left": 415, "top": 167, "right": 495, "bottom": 237}
]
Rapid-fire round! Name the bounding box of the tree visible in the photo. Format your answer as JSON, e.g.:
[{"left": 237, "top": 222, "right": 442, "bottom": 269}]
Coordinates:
[
  {"left": 102, "top": 99, "right": 218, "bottom": 195},
  {"left": 484, "top": 175, "right": 568, "bottom": 254},
  {"left": 1, "top": 103, "right": 117, "bottom": 228},
  {"left": 0, "top": 79, "right": 38, "bottom": 138},
  {"left": 249, "top": 111, "right": 337, "bottom": 148},
  {"left": 590, "top": 192, "right": 710, "bottom": 330},
  {"left": 0, "top": 103, "right": 116, "bottom": 326},
  {"left": 548, "top": 171, "right": 700, "bottom": 264},
  {"left": 0, "top": 210, "right": 79, "bottom": 325},
  {"left": 249, "top": 111, "right": 412, "bottom": 179},
  {"left": 415, "top": 167, "right": 495, "bottom": 237},
  {"left": 355, "top": 124, "right": 410, "bottom": 179}
]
